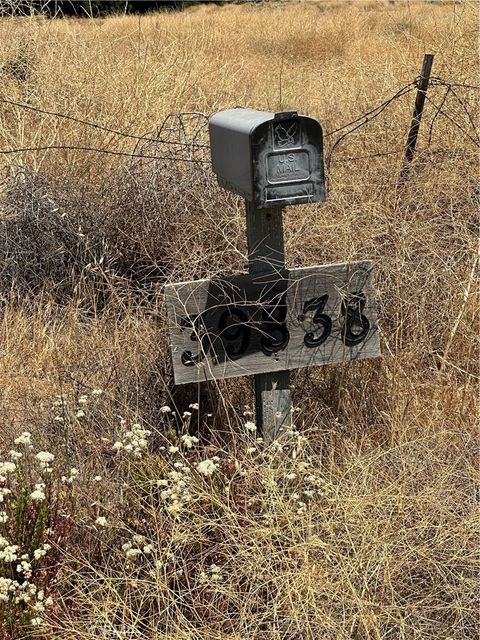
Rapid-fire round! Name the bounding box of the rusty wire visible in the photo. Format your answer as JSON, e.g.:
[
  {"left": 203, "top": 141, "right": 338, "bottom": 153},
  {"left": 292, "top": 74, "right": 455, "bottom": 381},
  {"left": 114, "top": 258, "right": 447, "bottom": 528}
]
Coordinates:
[{"left": 0, "top": 76, "right": 478, "bottom": 166}]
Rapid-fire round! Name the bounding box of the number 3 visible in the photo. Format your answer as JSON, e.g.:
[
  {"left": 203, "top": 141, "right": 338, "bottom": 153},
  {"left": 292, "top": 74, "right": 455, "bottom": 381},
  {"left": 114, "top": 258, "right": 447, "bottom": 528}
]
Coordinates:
[{"left": 302, "top": 295, "right": 332, "bottom": 348}]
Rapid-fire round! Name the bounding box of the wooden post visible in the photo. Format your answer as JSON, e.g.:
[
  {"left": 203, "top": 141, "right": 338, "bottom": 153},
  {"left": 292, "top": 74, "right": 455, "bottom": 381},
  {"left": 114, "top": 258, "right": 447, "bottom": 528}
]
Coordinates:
[
  {"left": 245, "top": 201, "right": 292, "bottom": 441},
  {"left": 399, "top": 53, "right": 434, "bottom": 182}
]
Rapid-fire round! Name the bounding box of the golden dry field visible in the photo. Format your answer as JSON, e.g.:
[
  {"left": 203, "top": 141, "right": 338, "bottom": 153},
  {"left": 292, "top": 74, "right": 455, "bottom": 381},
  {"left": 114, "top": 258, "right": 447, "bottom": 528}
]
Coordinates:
[{"left": 0, "top": 1, "right": 479, "bottom": 639}]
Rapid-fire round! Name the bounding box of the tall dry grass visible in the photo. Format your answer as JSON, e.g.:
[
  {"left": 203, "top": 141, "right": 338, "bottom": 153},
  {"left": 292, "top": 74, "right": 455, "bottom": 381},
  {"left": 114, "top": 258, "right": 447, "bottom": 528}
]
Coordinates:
[{"left": 0, "top": 1, "right": 478, "bottom": 639}]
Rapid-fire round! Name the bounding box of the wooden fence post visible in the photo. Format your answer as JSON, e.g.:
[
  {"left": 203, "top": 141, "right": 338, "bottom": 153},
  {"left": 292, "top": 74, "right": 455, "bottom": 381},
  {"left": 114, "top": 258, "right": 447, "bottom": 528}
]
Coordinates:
[
  {"left": 245, "top": 202, "right": 292, "bottom": 441},
  {"left": 399, "top": 53, "right": 434, "bottom": 183}
]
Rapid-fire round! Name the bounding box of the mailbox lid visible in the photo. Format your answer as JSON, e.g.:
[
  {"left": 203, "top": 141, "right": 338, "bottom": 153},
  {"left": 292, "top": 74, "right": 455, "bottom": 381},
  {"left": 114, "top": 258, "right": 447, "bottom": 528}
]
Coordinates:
[
  {"left": 209, "top": 108, "right": 274, "bottom": 200},
  {"left": 251, "top": 113, "right": 326, "bottom": 208}
]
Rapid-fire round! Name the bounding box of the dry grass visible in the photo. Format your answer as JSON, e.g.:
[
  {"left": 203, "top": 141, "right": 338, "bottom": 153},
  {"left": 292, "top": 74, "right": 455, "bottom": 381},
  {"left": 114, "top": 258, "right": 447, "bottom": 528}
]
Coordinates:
[{"left": 0, "top": 1, "right": 478, "bottom": 639}]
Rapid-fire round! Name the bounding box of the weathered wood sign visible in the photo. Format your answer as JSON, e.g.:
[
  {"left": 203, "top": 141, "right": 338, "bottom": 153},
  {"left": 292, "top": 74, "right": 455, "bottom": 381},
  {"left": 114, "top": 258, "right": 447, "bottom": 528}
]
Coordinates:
[{"left": 165, "top": 261, "right": 380, "bottom": 385}]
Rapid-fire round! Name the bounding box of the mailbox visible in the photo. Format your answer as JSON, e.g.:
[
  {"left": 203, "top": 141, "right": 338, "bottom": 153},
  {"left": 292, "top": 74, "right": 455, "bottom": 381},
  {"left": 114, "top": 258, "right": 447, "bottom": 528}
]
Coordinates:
[{"left": 209, "top": 108, "right": 325, "bottom": 209}]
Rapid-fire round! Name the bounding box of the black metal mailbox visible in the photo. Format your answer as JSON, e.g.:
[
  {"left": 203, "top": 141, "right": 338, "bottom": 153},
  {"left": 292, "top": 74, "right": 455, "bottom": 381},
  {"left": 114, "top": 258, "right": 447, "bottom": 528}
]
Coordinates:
[{"left": 209, "top": 108, "right": 325, "bottom": 208}]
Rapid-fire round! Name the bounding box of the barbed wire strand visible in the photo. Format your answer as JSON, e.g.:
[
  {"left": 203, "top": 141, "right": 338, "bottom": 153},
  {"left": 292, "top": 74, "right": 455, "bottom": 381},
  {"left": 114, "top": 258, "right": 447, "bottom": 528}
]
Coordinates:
[
  {"left": 0, "top": 76, "right": 478, "bottom": 164},
  {"left": 0, "top": 144, "right": 211, "bottom": 163},
  {"left": 326, "top": 84, "right": 418, "bottom": 170},
  {"left": 429, "top": 77, "right": 480, "bottom": 90},
  {"left": 427, "top": 86, "right": 452, "bottom": 147},
  {"left": 423, "top": 93, "right": 480, "bottom": 148},
  {"left": 324, "top": 81, "right": 416, "bottom": 137},
  {"left": 0, "top": 97, "right": 210, "bottom": 149}
]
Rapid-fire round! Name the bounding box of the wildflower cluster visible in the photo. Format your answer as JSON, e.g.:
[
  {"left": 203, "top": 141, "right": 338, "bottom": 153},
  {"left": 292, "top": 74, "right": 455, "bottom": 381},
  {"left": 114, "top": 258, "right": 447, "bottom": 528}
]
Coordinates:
[
  {"left": 285, "top": 463, "right": 330, "bottom": 515},
  {"left": 198, "top": 563, "right": 223, "bottom": 586},
  {"left": 113, "top": 421, "right": 152, "bottom": 459},
  {"left": 244, "top": 421, "right": 257, "bottom": 434},
  {"left": 61, "top": 467, "right": 79, "bottom": 485},
  {"left": 51, "top": 389, "right": 102, "bottom": 426},
  {"left": 0, "top": 430, "right": 76, "bottom": 630},
  {"left": 36, "top": 451, "right": 54, "bottom": 474},
  {"left": 157, "top": 463, "right": 193, "bottom": 516},
  {"left": 181, "top": 434, "right": 199, "bottom": 449},
  {"left": 122, "top": 534, "right": 154, "bottom": 563},
  {"left": 196, "top": 457, "right": 220, "bottom": 477}
]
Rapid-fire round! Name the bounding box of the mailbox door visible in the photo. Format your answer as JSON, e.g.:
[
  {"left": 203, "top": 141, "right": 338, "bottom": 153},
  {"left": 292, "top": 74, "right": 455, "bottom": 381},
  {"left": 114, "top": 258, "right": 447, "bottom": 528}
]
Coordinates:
[{"left": 251, "top": 114, "right": 326, "bottom": 208}]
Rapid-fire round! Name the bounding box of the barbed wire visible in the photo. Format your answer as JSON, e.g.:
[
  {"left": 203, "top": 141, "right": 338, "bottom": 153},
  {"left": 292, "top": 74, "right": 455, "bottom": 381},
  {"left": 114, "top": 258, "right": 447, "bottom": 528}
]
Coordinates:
[
  {"left": 0, "top": 97, "right": 210, "bottom": 149},
  {"left": 0, "top": 76, "right": 478, "bottom": 166},
  {"left": 325, "top": 83, "right": 418, "bottom": 170},
  {"left": 423, "top": 93, "right": 480, "bottom": 148},
  {"left": 0, "top": 144, "right": 212, "bottom": 163}
]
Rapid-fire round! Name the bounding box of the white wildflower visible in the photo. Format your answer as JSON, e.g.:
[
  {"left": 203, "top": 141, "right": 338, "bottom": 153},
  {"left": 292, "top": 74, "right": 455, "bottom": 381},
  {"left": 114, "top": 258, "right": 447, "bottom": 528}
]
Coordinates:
[
  {"left": 62, "top": 467, "right": 79, "bottom": 485},
  {"left": 125, "top": 548, "right": 142, "bottom": 560},
  {"left": 244, "top": 421, "right": 257, "bottom": 433},
  {"left": 78, "top": 395, "right": 88, "bottom": 404},
  {"left": 182, "top": 411, "right": 192, "bottom": 419},
  {"left": 169, "top": 446, "right": 179, "bottom": 454},
  {"left": 36, "top": 451, "right": 54, "bottom": 465},
  {"left": 0, "top": 488, "right": 12, "bottom": 502},
  {"left": 9, "top": 450, "right": 22, "bottom": 461},
  {"left": 35, "top": 451, "right": 55, "bottom": 473},
  {"left": 0, "top": 544, "right": 19, "bottom": 562},
  {"left": 0, "top": 461, "right": 16, "bottom": 475},
  {"left": 95, "top": 516, "right": 107, "bottom": 527},
  {"left": 91, "top": 389, "right": 103, "bottom": 396},
  {"left": 0, "top": 512, "right": 8, "bottom": 524},
  {"left": 0, "top": 577, "right": 13, "bottom": 602},
  {"left": 16, "top": 560, "right": 32, "bottom": 579},
  {"left": 210, "top": 564, "right": 221, "bottom": 581},
  {"left": 189, "top": 403, "right": 199, "bottom": 410},
  {"left": 160, "top": 405, "right": 172, "bottom": 414},
  {"left": 30, "top": 618, "right": 43, "bottom": 627},
  {"left": 30, "top": 484, "right": 46, "bottom": 502},
  {"left": 75, "top": 410, "right": 85, "bottom": 419},
  {"left": 14, "top": 432, "right": 32, "bottom": 446},
  {"left": 196, "top": 458, "right": 220, "bottom": 477},
  {"left": 181, "top": 434, "right": 199, "bottom": 449},
  {"left": 113, "top": 423, "right": 151, "bottom": 458}
]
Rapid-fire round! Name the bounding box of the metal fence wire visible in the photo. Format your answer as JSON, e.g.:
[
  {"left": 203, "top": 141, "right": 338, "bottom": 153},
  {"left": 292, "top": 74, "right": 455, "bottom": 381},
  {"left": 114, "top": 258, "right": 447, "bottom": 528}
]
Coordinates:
[{"left": 0, "top": 76, "right": 478, "bottom": 169}]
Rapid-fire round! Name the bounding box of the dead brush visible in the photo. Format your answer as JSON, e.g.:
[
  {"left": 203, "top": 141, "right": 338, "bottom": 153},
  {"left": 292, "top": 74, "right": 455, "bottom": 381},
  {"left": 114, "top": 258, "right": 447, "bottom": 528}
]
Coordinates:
[{"left": 0, "top": 167, "right": 113, "bottom": 304}]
